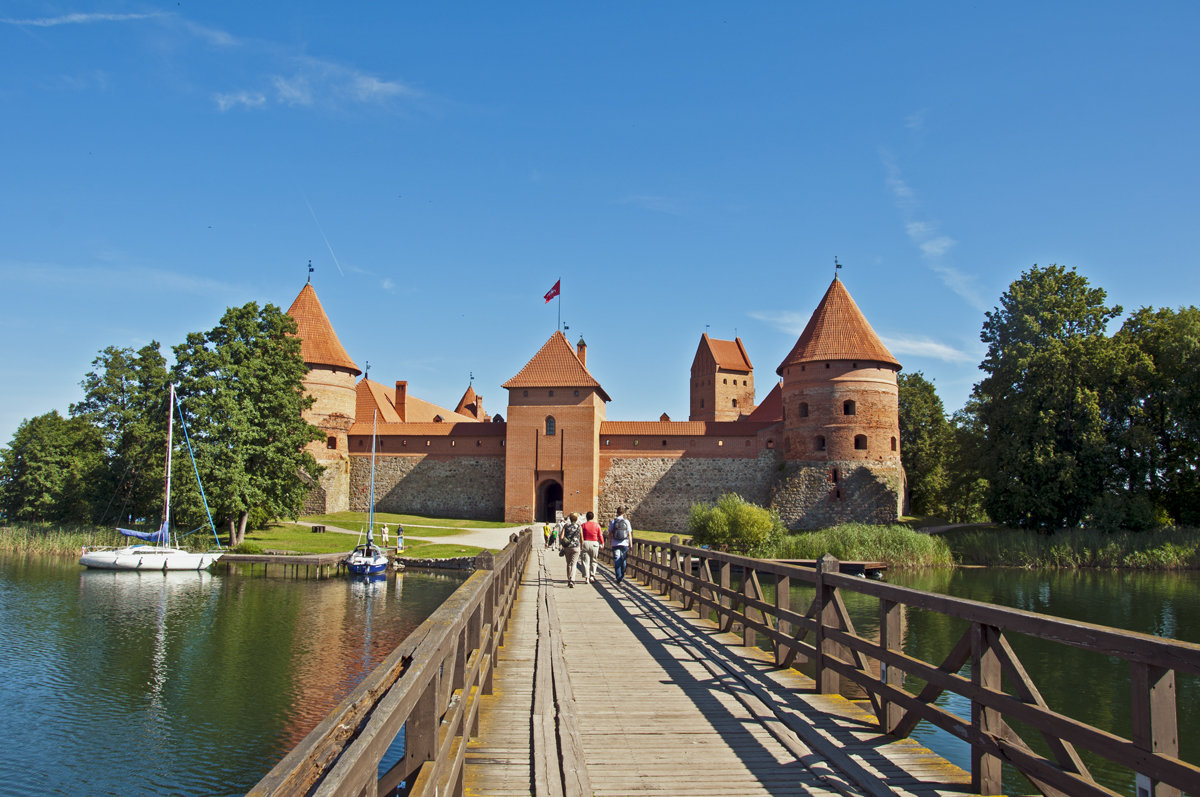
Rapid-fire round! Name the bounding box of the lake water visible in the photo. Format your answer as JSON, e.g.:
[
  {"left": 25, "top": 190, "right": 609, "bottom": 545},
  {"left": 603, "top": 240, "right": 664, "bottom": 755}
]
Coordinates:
[
  {"left": 0, "top": 554, "right": 465, "bottom": 796},
  {"left": 884, "top": 568, "right": 1200, "bottom": 795}
]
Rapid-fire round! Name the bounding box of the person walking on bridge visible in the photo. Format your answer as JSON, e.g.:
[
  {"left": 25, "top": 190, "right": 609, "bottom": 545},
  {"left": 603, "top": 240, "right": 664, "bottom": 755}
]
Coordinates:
[
  {"left": 607, "top": 507, "right": 632, "bottom": 584},
  {"left": 559, "top": 513, "right": 583, "bottom": 588},
  {"left": 579, "top": 511, "right": 603, "bottom": 584}
]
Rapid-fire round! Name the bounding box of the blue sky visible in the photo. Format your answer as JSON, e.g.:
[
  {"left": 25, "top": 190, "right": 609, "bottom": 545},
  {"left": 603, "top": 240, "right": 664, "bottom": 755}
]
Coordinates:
[{"left": 3, "top": 2, "right": 1199, "bottom": 446}]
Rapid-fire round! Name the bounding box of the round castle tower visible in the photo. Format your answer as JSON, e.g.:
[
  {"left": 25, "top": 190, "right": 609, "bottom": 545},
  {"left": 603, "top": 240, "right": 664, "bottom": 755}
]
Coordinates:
[
  {"left": 771, "top": 277, "right": 904, "bottom": 528},
  {"left": 287, "top": 282, "right": 361, "bottom": 514}
]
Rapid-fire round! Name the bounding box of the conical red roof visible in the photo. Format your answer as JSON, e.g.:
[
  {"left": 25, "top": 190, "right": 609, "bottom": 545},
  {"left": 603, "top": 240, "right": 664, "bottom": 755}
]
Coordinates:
[
  {"left": 503, "top": 331, "right": 611, "bottom": 401},
  {"left": 287, "top": 283, "right": 361, "bottom": 374},
  {"left": 776, "top": 278, "right": 899, "bottom": 374}
]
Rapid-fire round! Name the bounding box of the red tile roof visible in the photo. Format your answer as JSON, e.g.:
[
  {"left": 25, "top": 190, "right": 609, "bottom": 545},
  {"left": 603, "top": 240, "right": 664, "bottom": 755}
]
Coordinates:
[
  {"left": 745, "top": 381, "right": 783, "bottom": 422},
  {"left": 349, "top": 421, "right": 507, "bottom": 437},
  {"left": 287, "top": 283, "right": 361, "bottom": 374},
  {"left": 502, "top": 331, "right": 611, "bottom": 401},
  {"left": 700, "top": 334, "right": 753, "bottom": 372},
  {"left": 455, "top": 384, "right": 490, "bottom": 421},
  {"left": 354, "top": 379, "right": 479, "bottom": 427},
  {"left": 776, "top": 278, "right": 899, "bottom": 374}
]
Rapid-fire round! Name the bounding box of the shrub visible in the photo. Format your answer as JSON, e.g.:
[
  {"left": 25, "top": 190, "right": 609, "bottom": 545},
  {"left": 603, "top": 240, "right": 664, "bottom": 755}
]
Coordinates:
[{"left": 688, "top": 494, "right": 784, "bottom": 556}]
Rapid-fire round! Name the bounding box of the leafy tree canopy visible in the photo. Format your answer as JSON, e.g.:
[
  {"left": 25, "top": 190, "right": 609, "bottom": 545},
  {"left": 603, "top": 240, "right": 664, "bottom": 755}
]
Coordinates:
[
  {"left": 172, "top": 302, "right": 322, "bottom": 546},
  {"left": 897, "top": 371, "right": 950, "bottom": 516},
  {"left": 0, "top": 411, "right": 105, "bottom": 523},
  {"left": 687, "top": 493, "right": 783, "bottom": 555}
]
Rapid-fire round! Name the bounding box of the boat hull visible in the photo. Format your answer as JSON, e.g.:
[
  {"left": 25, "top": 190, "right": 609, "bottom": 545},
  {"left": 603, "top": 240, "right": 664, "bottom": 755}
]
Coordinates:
[
  {"left": 79, "top": 545, "right": 223, "bottom": 571},
  {"left": 345, "top": 557, "right": 388, "bottom": 576}
]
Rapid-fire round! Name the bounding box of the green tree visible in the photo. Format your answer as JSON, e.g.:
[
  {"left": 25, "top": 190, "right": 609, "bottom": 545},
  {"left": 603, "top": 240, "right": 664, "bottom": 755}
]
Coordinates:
[
  {"left": 974, "top": 264, "right": 1121, "bottom": 529},
  {"left": 897, "top": 371, "right": 951, "bottom": 516},
  {"left": 1108, "top": 306, "right": 1200, "bottom": 526},
  {"left": 70, "top": 343, "right": 169, "bottom": 525},
  {"left": 688, "top": 493, "right": 783, "bottom": 555},
  {"left": 943, "top": 400, "right": 990, "bottom": 523},
  {"left": 0, "top": 411, "right": 106, "bottom": 522},
  {"left": 171, "top": 302, "right": 322, "bottom": 546}
]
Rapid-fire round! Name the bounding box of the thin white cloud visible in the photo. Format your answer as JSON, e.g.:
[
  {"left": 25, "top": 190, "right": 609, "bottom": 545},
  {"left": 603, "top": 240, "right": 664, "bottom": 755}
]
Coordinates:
[
  {"left": 1, "top": 260, "right": 237, "bottom": 296},
  {"left": 272, "top": 75, "right": 313, "bottom": 106},
  {"left": 381, "top": 278, "right": 396, "bottom": 293},
  {"left": 352, "top": 74, "right": 413, "bottom": 102},
  {"left": 905, "top": 109, "right": 927, "bottom": 132},
  {"left": 618, "top": 194, "right": 686, "bottom": 216},
  {"left": 214, "top": 91, "right": 266, "bottom": 112},
  {"left": 179, "top": 19, "right": 239, "bottom": 47},
  {"left": 881, "top": 151, "right": 986, "bottom": 311},
  {"left": 0, "top": 12, "right": 161, "bottom": 26},
  {"left": 748, "top": 310, "right": 809, "bottom": 336},
  {"left": 880, "top": 335, "right": 975, "bottom": 364}
]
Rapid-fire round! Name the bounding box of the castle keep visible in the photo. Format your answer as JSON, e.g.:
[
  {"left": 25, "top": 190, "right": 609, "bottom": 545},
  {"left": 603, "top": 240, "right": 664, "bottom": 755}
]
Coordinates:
[{"left": 289, "top": 277, "right": 904, "bottom": 534}]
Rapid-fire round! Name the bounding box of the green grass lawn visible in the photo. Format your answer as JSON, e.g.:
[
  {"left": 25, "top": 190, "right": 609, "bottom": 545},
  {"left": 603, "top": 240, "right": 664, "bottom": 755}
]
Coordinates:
[
  {"left": 300, "top": 511, "right": 512, "bottom": 533},
  {"left": 238, "top": 518, "right": 489, "bottom": 557}
]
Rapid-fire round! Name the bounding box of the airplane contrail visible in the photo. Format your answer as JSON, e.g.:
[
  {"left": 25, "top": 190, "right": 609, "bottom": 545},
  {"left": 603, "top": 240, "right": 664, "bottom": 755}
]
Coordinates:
[{"left": 302, "top": 193, "right": 346, "bottom": 277}]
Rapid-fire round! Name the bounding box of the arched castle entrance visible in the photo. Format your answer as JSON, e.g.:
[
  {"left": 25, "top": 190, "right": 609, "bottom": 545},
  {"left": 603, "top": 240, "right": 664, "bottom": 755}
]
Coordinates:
[{"left": 537, "top": 480, "right": 563, "bottom": 523}]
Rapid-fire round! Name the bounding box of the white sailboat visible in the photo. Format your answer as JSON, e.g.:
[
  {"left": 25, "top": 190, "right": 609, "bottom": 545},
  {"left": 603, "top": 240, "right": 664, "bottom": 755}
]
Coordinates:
[
  {"left": 345, "top": 409, "right": 388, "bottom": 577},
  {"left": 80, "top": 383, "right": 225, "bottom": 572}
]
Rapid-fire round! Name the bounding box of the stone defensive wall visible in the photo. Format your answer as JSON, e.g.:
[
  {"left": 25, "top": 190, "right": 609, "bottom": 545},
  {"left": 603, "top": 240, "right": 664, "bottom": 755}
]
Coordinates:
[
  {"left": 769, "top": 459, "right": 904, "bottom": 530},
  {"left": 350, "top": 454, "right": 506, "bottom": 520},
  {"left": 599, "top": 450, "right": 783, "bottom": 535}
]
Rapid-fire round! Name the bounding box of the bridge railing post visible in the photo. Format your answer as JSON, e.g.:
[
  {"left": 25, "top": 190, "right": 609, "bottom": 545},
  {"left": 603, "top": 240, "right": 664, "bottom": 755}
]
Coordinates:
[
  {"left": 880, "top": 597, "right": 905, "bottom": 733},
  {"left": 1132, "top": 662, "right": 1181, "bottom": 797},
  {"left": 668, "top": 536, "right": 682, "bottom": 603},
  {"left": 971, "top": 622, "right": 1002, "bottom": 795},
  {"left": 814, "top": 554, "right": 843, "bottom": 695},
  {"left": 775, "top": 571, "right": 791, "bottom": 668}
]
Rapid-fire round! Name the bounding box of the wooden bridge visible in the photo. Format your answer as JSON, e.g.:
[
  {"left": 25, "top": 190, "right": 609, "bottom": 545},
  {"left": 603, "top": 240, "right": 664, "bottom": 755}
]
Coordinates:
[{"left": 251, "top": 530, "right": 1200, "bottom": 797}]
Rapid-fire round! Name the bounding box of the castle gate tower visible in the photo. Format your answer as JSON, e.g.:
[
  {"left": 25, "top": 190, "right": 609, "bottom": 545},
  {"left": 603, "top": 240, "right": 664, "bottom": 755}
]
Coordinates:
[
  {"left": 689, "top": 334, "right": 757, "bottom": 421},
  {"left": 772, "top": 277, "right": 904, "bottom": 528},
  {"left": 287, "top": 282, "right": 362, "bottom": 514},
  {"left": 502, "top": 333, "right": 609, "bottom": 523}
]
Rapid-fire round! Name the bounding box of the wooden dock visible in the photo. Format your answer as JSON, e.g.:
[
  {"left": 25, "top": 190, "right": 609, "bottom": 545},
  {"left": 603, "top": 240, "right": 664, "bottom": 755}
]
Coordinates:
[{"left": 464, "top": 546, "right": 970, "bottom": 796}]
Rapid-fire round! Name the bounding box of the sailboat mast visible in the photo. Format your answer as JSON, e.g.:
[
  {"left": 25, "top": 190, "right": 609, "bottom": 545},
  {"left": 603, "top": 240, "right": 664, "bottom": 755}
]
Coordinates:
[
  {"left": 163, "top": 382, "right": 175, "bottom": 541},
  {"left": 367, "top": 409, "right": 377, "bottom": 545}
]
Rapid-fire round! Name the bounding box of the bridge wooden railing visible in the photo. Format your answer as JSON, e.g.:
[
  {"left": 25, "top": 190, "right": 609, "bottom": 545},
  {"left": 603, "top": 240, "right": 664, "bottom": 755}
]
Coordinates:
[
  {"left": 616, "top": 537, "right": 1200, "bottom": 797},
  {"left": 249, "top": 529, "right": 532, "bottom": 797}
]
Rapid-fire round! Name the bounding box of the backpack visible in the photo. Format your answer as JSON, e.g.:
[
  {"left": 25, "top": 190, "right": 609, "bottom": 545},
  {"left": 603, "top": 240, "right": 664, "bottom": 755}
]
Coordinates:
[
  {"left": 611, "top": 517, "right": 630, "bottom": 541},
  {"left": 561, "top": 522, "right": 582, "bottom": 549}
]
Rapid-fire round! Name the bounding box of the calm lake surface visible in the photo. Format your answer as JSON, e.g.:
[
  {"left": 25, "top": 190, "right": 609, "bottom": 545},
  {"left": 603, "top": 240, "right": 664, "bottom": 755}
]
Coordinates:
[
  {"left": 0, "top": 554, "right": 466, "bottom": 796},
  {"left": 884, "top": 568, "right": 1200, "bottom": 795}
]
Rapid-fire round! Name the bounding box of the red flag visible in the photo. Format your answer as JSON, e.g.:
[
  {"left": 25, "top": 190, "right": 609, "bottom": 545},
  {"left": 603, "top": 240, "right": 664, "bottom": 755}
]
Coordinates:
[{"left": 543, "top": 279, "right": 561, "bottom": 303}]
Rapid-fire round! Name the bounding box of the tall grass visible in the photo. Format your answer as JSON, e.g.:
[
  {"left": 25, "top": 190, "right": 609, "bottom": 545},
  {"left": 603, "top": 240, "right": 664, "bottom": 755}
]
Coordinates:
[
  {"left": 944, "top": 526, "right": 1200, "bottom": 569},
  {"left": 0, "top": 523, "right": 123, "bottom": 557},
  {"left": 768, "top": 523, "right": 954, "bottom": 569}
]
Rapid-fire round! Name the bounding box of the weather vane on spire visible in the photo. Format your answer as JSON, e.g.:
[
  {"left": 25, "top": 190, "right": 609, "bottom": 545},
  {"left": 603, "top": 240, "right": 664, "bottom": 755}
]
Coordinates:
[
  {"left": 469, "top": 371, "right": 474, "bottom": 386},
  {"left": 834, "top": 256, "right": 842, "bottom": 278},
  {"left": 363, "top": 360, "right": 370, "bottom": 380},
  {"left": 307, "top": 259, "right": 314, "bottom": 284}
]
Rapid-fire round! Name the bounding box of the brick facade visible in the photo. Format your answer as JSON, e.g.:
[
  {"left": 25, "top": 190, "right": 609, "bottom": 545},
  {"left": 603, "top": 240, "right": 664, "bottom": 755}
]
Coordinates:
[{"left": 292, "top": 276, "right": 904, "bottom": 530}]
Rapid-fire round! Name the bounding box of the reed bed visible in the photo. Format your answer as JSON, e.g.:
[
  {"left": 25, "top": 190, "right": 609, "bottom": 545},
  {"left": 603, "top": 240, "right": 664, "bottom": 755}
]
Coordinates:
[
  {"left": 768, "top": 523, "right": 955, "bottom": 569},
  {"left": 943, "top": 526, "right": 1200, "bottom": 569},
  {"left": 0, "top": 523, "right": 123, "bottom": 557}
]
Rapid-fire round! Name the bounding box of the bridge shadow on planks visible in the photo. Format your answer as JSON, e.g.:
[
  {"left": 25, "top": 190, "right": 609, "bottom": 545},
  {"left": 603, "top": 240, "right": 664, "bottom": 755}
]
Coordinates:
[{"left": 579, "top": 566, "right": 972, "bottom": 797}]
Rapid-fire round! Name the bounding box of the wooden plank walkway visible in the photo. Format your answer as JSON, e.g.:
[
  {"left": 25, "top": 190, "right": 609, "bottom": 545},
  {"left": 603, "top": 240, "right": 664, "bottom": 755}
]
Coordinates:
[{"left": 464, "top": 545, "right": 972, "bottom": 797}]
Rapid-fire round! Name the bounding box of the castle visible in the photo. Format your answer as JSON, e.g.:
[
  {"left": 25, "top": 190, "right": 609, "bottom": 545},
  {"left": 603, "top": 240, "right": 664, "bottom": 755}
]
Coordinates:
[{"left": 288, "top": 276, "right": 905, "bottom": 534}]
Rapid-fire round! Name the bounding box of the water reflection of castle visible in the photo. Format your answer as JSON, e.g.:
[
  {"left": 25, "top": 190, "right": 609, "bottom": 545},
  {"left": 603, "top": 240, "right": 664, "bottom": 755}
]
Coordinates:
[{"left": 289, "top": 276, "right": 905, "bottom": 534}]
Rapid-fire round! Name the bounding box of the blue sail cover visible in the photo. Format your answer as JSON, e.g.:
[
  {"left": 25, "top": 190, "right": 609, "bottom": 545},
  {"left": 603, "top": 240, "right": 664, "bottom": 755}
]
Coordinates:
[{"left": 118, "top": 520, "right": 169, "bottom": 543}]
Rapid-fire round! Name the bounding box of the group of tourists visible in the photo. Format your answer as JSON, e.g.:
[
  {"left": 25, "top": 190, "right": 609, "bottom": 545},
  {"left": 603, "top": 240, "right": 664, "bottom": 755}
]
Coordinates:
[{"left": 544, "top": 507, "right": 633, "bottom": 588}]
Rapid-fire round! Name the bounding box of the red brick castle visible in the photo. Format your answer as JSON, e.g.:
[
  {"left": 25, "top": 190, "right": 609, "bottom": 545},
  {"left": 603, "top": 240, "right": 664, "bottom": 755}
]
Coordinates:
[{"left": 289, "top": 276, "right": 904, "bottom": 533}]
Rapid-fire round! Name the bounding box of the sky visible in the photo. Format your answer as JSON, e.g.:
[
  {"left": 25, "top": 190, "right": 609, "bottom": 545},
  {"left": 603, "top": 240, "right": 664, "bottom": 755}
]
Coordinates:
[{"left": 3, "top": 2, "right": 1199, "bottom": 446}]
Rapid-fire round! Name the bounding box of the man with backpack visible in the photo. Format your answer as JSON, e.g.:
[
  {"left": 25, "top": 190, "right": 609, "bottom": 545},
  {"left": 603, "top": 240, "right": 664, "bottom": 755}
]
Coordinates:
[
  {"left": 607, "top": 507, "right": 632, "bottom": 584},
  {"left": 559, "top": 513, "right": 583, "bottom": 588}
]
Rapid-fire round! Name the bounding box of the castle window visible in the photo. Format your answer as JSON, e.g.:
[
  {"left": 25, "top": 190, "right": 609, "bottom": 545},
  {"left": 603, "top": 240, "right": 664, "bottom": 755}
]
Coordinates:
[
  {"left": 801, "top": 365, "right": 805, "bottom": 372},
  {"left": 815, "top": 435, "right": 826, "bottom": 452},
  {"left": 852, "top": 362, "right": 858, "bottom": 369},
  {"left": 634, "top": 440, "right": 638, "bottom": 446},
  {"left": 476, "top": 440, "right": 482, "bottom": 447},
  {"left": 831, "top": 468, "right": 839, "bottom": 483},
  {"left": 825, "top": 363, "right": 830, "bottom": 369},
  {"left": 662, "top": 440, "right": 668, "bottom": 446},
  {"left": 501, "top": 439, "right": 505, "bottom": 447},
  {"left": 731, "top": 398, "right": 738, "bottom": 408},
  {"left": 766, "top": 439, "right": 774, "bottom": 448},
  {"left": 723, "top": 378, "right": 727, "bottom": 385},
  {"left": 326, "top": 436, "right": 337, "bottom": 450},
  {"left": 843, "top": 400, "right": 856, "bottom": 416},
  {"left": 799, "top": 402, "right": 809, "bottom": 418},
  {"left": 718, "top": 440, "right": 724, "bottom": 446},
  {"left": 402, "top": 439, "right": 408, "bottom": 446},
  {"left": 855, "top": 434, "right": 868, "bottom": 450},
  {"left": 605, "top": 439, "right": 610, "bottom": 446},
  {"left": 425, "top": 440, "right": 430, "bottom": 447},
  {"left": 574, "top": 390, "right": 580, "bottom": 397},
  {"left": 451, "top": 440, "right": 456, "bottom": 447},
  {"left": 358, "top": 439, "right": 365, "bottom": 449},
  {"left": 548, "top": 390, "right": 554, "bottom": 397},
  {"left": 523, "top": 390, "right": 529, "bottom": 397},
  {"left": 545, "top": 416, "right": 556, "bottom": 436}
]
